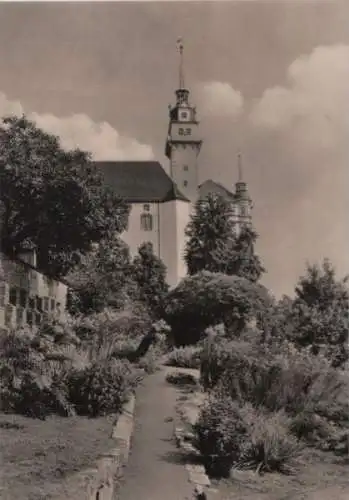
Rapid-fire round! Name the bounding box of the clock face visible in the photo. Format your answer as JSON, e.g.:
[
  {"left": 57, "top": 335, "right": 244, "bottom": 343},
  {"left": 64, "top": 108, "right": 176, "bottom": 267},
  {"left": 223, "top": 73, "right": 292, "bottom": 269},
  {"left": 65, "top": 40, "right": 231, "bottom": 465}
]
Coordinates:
[{"left": 179, "top": 109, "right": 190, "bottom": 122}]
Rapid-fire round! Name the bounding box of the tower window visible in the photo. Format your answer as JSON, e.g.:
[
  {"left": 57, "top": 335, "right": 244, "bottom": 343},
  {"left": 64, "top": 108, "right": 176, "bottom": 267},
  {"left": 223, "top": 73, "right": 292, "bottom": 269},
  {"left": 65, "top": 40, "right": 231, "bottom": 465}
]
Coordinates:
[
  {"left": 183, "top": 165, "right": 188, "bottom": 171},
  {"left": 140, "top": 213, "right": 153, "bottom": 231},
  {"left": 143, "top": 203, "right": 150, "bottom": 212},
  {"left": 178, "top": 127, "right": 192, "bottom": 136},
  {"left": 183, "top": 180, "right": 188, "bottom": 187}
]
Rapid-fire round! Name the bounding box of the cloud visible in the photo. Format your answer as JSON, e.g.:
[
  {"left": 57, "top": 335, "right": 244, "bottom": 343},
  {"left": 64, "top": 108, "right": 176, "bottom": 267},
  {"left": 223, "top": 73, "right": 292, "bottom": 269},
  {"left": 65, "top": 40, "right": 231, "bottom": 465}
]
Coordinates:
[
  {"left": 0, "top": 91, "right": 154, "bottom": 160},
  {"left": 248, "top": 45, "right": 349, "bottom": 296},
  {"left": 250, "top": 45, "right": 349, "bottom": 148},
  {"left": 198, "top": 81, "right": 244, "bottom": 118}
]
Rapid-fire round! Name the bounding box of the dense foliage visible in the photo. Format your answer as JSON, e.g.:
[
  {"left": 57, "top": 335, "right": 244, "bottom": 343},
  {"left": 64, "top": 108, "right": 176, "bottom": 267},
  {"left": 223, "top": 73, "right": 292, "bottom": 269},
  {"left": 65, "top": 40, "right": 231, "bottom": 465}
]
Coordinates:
[
  {"left": 0, "top": 317, "right": 141, "bottom": 419},
  {"left": 267, "top": 260, "right": 349, "bottom": 367},
  {"left": 194, "top": 397, "right": 302, "bottom": 477},
  {"left": 290, "top": 260, "right": 349, "bottom": 367},
  {"left": 0, "top": 116, "right": 129, "bottom": 278},
  {"left": 162, "top": 271, "right": 271, "bottom": 345},
  {"left": 68, "top": 359, "right": 137, "bottom": 417},
  {"left": 66, "top": 235, "right": 138, "bottom": 315},
  {"left": 195, "top": 334, "right": 348, "bottom": 476},
  {"left": 131, "top": 242, "right": 169, "bottom": 317},
  {"left": 184, "top": 194, "right": 264, "bottom": 282}
]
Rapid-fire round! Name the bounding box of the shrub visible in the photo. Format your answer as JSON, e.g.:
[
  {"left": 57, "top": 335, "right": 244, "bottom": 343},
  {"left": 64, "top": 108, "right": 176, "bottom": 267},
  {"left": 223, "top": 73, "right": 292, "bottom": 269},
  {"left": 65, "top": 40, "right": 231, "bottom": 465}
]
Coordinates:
[
  {"left": 68, "top": 359, "right": 137, "bottom": 417},
  {"left": 194, "top": 395, "right": 302, "bottom": 478},
  {"left": 1, "top": 369, "right": 74, "bottom": 419},
  {"left": 199, "top": 337, "right": 348, "bottom": 457},
  {"left": 162, "top": 271, "right": 271, "bottom": 346},
  {"left": 166, "top": 346, "right": 202, "bottom": 369},
  {"left": 0, "top": 326, "right": 78, "bottom": 419},
  {"left": 193, "top": 396, "right": 248, "bottom": 477},
  {"left": 166, "top": 371, "right": 199, "bottom": 387},
  {"left": 201, "top": 339, "right": 349, "bottom": 422}
]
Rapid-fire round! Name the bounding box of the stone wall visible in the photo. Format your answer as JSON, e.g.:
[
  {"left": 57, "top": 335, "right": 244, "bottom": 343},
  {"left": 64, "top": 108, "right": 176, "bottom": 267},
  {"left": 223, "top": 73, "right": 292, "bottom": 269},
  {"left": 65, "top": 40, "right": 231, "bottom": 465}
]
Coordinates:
[{"left": 0, "top": 252, "right": 68, "bottom": 330}]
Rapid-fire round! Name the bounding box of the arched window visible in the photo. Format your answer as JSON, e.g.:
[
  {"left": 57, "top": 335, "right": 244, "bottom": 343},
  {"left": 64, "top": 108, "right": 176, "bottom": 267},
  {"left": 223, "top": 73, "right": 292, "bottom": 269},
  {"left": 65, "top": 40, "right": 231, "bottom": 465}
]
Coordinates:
[
  {"left": 183, "top": 180, "right": 188, "bottom": 187},
  {"left": 140, "top": 212, "right": 153, "bottom": 231}
]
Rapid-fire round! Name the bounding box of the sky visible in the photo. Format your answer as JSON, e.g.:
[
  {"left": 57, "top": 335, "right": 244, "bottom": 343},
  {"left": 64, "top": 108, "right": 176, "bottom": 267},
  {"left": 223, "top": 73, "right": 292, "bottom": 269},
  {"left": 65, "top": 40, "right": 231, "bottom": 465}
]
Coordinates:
[{"left": 0, "top": 0, "right": 348, "bottom": 297}]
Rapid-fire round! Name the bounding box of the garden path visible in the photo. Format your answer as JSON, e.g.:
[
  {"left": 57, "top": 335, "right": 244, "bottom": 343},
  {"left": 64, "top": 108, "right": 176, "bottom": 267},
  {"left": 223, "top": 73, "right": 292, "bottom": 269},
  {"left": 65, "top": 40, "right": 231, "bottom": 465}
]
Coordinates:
[{"left": 116, "top": 366, "right": 194, "bottom": 500}]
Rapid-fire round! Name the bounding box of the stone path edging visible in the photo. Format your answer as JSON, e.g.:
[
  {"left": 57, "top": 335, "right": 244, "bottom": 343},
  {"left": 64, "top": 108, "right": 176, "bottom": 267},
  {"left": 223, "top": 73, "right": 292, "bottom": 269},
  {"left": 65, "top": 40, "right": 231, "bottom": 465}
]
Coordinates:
[
  {"left": 170, "top": 370, "right": 219, "bottom": 500},
  {"left": 174, "top": 427, "right": 214, "bottom": 495},
  {"left": 52, "top": 393, "right": 136, "bottom": 500}
]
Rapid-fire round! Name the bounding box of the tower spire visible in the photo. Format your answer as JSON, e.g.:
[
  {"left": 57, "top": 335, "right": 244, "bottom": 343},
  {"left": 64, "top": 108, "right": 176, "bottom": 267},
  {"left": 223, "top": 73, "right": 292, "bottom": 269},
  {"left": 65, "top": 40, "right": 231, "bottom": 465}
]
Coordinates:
[
  {"left": 177, "top": 37, "right": 184, "bottom": 89},
  {"left": 237, "top": 150, "right": 243, "bottom": 182}
]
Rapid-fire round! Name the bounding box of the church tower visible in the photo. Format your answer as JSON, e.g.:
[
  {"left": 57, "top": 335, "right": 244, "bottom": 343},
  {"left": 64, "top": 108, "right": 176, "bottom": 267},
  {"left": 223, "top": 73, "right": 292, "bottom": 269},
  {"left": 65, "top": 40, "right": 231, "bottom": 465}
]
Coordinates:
[{"left": 165, "top": 39, "right": 202, "bottom": 203}]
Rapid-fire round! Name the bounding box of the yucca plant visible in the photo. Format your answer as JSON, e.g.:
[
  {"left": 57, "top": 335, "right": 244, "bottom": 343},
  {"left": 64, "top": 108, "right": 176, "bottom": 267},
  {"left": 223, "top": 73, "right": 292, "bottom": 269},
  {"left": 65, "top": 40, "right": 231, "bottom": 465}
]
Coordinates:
[{"left": 237, "top": 408, "right": 303, "bottom": 475}]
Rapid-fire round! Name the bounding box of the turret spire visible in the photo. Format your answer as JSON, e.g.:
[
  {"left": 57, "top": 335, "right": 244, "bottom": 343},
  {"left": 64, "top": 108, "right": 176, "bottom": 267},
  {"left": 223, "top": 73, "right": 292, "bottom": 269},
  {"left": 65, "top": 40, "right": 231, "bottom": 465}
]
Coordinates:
[
  {"left": 237, "top": 150, "right": 242, "bottom": 182},
  {"left": 177, "top": 37, "right": 184, "bottom": 89}
]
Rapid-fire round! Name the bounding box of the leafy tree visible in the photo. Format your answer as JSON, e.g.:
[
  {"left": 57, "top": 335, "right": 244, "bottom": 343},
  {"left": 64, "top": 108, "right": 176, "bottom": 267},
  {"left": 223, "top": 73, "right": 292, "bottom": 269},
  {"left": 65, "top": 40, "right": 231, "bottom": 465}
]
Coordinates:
[
  {"left": 184, "top": 193, "right": 264, "bottom": 282},
  {"left": 131, "top": 242, "right": 169, "bottom": 317},
  {"left": 290, "top": 259, "right": 349, "bottom": 367},
  {"left": 261, "top": 295, "right": 294, "bottom": 344},
  {"left": 162, "top": 271, "right": 272, "bottom": 346},
  {"left": 0, "top": 115, "right": 129, "bottom": 277},
  {"left": 66, "top": 235, "right": 137, "bottom": 315}
]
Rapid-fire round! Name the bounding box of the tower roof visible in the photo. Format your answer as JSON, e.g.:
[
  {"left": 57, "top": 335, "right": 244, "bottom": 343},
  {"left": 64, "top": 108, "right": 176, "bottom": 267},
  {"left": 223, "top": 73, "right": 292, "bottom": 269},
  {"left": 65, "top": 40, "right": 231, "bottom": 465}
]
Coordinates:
[
  {"left": 95, "top": 160, "right": 189, "bottom": 203},
  {"left": 198, "top": 179, "right": 236, "bottom": 202},
  {"left": 234, "top": 151, "right": 251, "bottom": 201},
  {"left": 176, "top": 37, "right": 185, "bottom": 90}
]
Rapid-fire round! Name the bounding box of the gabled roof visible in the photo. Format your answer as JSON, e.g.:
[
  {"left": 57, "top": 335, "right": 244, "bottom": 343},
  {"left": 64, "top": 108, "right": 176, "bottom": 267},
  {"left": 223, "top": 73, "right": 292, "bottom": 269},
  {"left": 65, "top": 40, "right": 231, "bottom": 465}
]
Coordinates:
[
  {"left": 94, "top": 161, "right": 189, "bottom": 203},
  {"left": 198, "top": 179, "right": 236, "bottom": 202}
]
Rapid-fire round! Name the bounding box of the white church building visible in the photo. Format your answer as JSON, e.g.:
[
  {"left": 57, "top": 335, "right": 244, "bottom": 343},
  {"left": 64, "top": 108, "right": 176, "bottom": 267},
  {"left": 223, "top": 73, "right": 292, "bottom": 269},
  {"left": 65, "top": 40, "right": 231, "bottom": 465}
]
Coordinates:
[{"left": 96, "top": 45, "right": 253, "bottom": 287}]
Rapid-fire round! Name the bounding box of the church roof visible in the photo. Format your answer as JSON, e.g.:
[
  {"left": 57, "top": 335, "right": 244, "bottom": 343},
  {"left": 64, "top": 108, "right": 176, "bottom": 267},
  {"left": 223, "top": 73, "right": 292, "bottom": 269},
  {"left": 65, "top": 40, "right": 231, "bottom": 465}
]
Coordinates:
[
  {"left": 95, "top": 161, "right": 189, "bottom": 203},
  {"left": 198, "top": 179, "right": 236, "bottom": 201}
]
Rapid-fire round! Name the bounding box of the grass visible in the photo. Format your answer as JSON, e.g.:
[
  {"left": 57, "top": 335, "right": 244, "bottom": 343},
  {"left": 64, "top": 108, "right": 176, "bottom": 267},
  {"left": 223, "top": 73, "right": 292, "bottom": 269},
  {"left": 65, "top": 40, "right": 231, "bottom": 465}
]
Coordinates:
[{"left": 0, "top": 412, "right": 116, "bottom": 500}]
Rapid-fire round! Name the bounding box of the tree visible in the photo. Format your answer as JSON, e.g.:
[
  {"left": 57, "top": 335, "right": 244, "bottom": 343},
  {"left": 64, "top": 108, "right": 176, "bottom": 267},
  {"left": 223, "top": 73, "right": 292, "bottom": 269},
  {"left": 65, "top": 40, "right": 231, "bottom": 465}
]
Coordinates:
[
  {"left": 289, "top": 259, "right": 349, "bottom": 367},
  {"left": 185, "top": 194, "right": 235, "bottom": 275},
  {"left": 66, "top": 235, "right": 137, "bottom": 315},
  {"left": 0, "top": 115, "right": 129, "bottom": 277},
  {"left": 184, "top": 193, "right": 265, "bottom": 282},
  {"left": 226, "top": 226, "right": 265, "bottom": 283},
  {"left": 131, "top": 242, "right": 169, "bottom": 317},
  {"left": 162, "top": 271, "right": 272, "bottom": 346}
]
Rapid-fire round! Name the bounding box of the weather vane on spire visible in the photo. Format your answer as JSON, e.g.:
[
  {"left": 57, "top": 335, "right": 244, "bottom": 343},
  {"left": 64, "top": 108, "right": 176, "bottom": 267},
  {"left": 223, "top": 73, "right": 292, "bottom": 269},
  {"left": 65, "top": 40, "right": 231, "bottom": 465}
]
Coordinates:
[{"left": 176, "top": 37, "right": 185, "bottom": 89}]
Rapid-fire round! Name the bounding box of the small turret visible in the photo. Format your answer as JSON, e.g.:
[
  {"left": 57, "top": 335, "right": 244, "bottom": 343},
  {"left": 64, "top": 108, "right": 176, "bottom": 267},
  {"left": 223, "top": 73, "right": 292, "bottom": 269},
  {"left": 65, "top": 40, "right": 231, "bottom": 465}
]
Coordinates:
[{"left": 234, "top": 152, "right": 253, "bottom": 227}]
